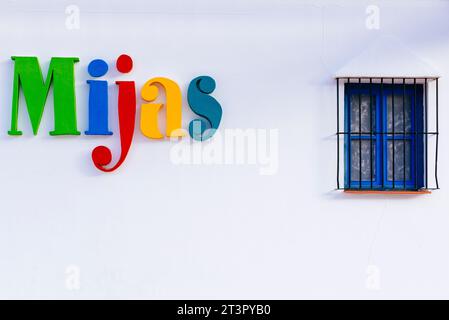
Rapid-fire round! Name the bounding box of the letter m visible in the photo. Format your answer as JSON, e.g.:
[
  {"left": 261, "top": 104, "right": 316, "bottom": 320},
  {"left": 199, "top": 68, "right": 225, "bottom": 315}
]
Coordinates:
[{"left": 8, "top": 56, "right": 80, "bottom": 136}]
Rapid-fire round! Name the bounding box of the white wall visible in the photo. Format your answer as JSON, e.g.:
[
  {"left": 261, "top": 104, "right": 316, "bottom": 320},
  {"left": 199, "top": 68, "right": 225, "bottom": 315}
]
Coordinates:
[{"left": 1, "top": 0, "right": 449, "bottom": 299}]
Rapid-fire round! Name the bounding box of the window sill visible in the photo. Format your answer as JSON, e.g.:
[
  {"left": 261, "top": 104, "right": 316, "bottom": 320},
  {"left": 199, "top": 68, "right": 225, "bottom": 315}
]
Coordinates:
[{"left": 344, "top": 190, "right": 431, "bottom": 195}]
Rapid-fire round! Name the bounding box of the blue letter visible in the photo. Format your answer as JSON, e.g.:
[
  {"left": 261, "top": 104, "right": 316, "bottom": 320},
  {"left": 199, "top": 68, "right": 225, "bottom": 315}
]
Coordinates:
[
  {"left": 187, "top": 76, "right": 222, "bottom": 141},
  {"left": 85, "top": 59, "right": 112, "bottom": 135}
]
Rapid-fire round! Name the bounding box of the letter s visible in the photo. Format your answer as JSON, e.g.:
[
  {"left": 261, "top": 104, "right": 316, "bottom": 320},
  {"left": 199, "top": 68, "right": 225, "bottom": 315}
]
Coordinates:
[{"left": 187, "top": 76, "right": 222, "bottom": 141}]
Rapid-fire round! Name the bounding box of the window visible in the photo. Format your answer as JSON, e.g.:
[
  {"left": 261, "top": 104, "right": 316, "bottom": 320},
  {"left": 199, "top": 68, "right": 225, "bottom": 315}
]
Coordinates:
[{"left": 336, "top": 78, "right": 439, "bottom": 192}]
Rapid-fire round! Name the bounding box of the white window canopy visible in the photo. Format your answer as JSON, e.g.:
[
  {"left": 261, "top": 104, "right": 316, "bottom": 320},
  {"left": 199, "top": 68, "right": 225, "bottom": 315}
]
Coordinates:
[{"left": 334, "top": 36, "right": 439, "bottom": 80}]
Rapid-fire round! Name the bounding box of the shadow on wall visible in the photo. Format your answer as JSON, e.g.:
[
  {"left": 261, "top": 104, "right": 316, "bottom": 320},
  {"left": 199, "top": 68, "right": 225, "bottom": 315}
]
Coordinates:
[{"left": 322, "top": 189, "right": 431, "bottom": 201}]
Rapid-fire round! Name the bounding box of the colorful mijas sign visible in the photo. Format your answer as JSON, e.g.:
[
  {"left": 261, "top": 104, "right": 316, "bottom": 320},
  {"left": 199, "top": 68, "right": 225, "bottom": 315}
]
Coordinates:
[{"left": 8, "top": 54, "right": 223, "bottom": 172}]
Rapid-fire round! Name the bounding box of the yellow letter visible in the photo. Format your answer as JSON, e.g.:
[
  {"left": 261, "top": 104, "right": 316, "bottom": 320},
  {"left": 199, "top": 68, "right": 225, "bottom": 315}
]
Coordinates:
[{"left": 140, "top": 77, "right": 186, "bottom": 139}]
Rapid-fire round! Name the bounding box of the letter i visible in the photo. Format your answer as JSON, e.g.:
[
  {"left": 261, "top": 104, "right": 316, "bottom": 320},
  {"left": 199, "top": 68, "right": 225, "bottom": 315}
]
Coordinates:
[
  {"left": 91, "top": 54, "right": 136, "bottom": 172},
  {"left": 86, "top": 59, "right": 112, "bottom": 135}
]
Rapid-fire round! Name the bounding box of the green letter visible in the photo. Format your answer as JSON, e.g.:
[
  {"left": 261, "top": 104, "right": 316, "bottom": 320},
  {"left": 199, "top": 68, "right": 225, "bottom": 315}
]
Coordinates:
[{"left": 9, "top": 56, "right": 80, "bottom": 136}]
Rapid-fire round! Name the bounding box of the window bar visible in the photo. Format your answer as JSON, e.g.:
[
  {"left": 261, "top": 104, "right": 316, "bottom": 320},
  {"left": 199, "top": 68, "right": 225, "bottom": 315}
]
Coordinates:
[
  {"left": 381, "top": 78, "right": 384, "bottom": 190},
  {"left": 358, "top": 78, "right": 362, "bottom": 189},
  {"left": 336, "top": 78, "right": 340, "bottom": 189},
  {"left": 403, "top": 78, "right": 406, "bottom": 190},
  {"left": 414, "top": 78, "right": 418, "bottom": 190},
  {"left": 392, "top": 78, "right": 395, "bottom": 189},
  {"left": 347, "top": 78, "right": 351, "bottom": 188},
  {"left": 435, "top": 78, "right": 440, "bottom": 189},
  {"left": 425, "top": 78, "right": 428, "bottom": 190},
  {"left": 336, "top": 77, "right": 439, "bottom": 191},
  {"left": 369, "top": 78, "right": 373, "bottom": 189}
]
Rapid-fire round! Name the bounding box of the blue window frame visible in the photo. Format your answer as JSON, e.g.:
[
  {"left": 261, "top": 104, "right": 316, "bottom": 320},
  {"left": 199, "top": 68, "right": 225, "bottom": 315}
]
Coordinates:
[{"left": 344, "top": 82, "right": 424, "bottom": 190}]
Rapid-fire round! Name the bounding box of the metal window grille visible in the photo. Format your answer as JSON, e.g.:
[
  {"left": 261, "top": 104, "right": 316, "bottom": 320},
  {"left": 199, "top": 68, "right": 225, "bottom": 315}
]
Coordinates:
[{"left": 336, "top": 77, "right": 439, "bottom": 191}]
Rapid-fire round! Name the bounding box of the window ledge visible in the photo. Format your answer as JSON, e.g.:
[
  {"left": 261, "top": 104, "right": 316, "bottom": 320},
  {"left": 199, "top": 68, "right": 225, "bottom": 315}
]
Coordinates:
[{"left": 344, "top": 190, "right": 431, "bottom": 195}]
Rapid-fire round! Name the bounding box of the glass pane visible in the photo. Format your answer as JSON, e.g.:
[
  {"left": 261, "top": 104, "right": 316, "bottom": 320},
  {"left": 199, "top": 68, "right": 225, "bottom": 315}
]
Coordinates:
[
  {"left": 351, "top": 140, "right": 376, "bottom": 181},
  {"left": 350, "top": 94, "right": 376, "bottom": 133},
  {"left": 387, "top": 94, "right": 412, "bottom": 133},
  {"left": 387, "top": 140, "right": 411, "bottom": 181}
]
